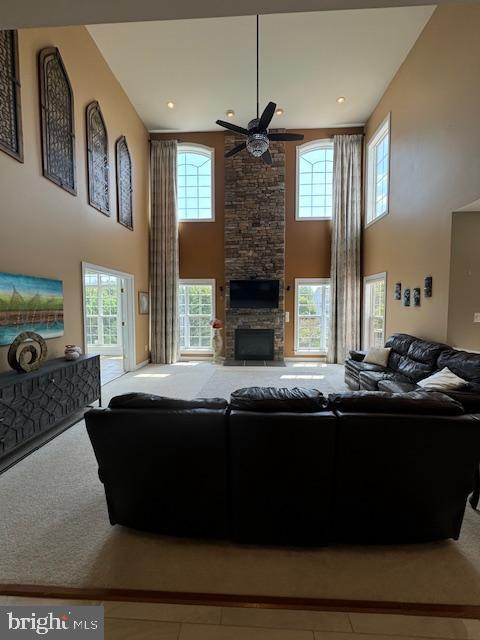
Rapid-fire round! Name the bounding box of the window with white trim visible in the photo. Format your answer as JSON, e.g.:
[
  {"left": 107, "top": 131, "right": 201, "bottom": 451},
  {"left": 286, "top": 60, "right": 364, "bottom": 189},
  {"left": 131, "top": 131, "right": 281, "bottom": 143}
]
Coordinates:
[
  {"left": 366, "top": 114, "right": 390, "bottom": 225},
  {"left": 177, "top": 144, "right": 214, "bottom": 221},
  {"left": 363, "top": 273, "right": 386, "bottom": 349},
  {"left": 296, "top": 140, "right": 334, "bottom": 219},
  {"left": 179, "top": 280, "right": 215, "bottom": 352},
  {"left": 295, "top": 279, "right": 331, "bottom": 353}
]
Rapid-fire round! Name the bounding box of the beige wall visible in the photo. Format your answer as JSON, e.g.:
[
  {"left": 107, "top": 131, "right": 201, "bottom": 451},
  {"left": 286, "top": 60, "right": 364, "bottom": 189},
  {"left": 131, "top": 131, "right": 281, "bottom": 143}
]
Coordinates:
[
  {"left": 447, "top": 211, "right": 480, "bottom": 351},
  {"left": 363, "top": 4, "right": 480, "bottom": 344},
  {"left": 0, "top": 26, "right": 150, "bottom": 372}
]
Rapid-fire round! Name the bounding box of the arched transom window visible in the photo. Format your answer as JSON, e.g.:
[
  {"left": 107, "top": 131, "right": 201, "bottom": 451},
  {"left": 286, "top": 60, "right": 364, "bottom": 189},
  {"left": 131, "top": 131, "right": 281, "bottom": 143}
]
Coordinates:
[
  {"left": 296, "top": 140, "right": 334, "bottom": 219},
  {"left": 177, "top": 144, "right": 214, "bottom": 221}
]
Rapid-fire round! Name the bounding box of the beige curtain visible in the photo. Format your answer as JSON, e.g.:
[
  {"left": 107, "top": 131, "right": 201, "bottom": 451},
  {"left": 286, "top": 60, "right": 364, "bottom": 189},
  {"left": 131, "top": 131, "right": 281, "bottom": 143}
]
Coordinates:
[
  {"left": 328, "top": 134, "right": 363, "bottom": 364},
  {"left": 150, "top": 140, "right": 179, "bottom": 364}
]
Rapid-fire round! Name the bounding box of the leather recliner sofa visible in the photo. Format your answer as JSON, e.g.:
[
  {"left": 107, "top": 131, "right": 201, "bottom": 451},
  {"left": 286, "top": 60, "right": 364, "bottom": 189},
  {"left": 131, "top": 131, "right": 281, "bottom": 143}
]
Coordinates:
[
  {"left": 85, "top": 387, "right": 480, "bottom": 546},
  {"left": 345, "top": 333, "right": 480, "bottom": 411}
]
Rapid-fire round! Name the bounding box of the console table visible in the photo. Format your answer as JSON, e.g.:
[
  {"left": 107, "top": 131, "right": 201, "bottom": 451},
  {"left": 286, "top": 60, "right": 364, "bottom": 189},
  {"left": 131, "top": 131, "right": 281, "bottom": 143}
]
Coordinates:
[{"left": 0, "top": 354, "right": 101, "bottom": 472}]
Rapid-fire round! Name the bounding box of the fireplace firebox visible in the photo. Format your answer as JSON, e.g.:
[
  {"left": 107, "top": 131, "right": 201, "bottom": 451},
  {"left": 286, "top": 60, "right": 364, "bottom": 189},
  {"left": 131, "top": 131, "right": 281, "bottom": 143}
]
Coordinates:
[{"left": 235, "top": 329, "right": 274, "bottom": 361}]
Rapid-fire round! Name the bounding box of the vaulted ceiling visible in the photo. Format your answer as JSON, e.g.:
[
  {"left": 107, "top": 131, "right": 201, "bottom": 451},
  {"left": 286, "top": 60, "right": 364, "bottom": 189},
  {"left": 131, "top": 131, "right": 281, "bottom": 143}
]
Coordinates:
[{"left": 88, "top": 6, "right": 435, "bottom": 132}]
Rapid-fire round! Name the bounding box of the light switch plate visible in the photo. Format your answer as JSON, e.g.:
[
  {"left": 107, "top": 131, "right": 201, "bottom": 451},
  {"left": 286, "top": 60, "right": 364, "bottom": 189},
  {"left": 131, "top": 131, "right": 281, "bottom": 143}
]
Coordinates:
[
  {"left": 474, "top": 313, "right": 480, "bottom": 323},
  {"left": 285, "top": 311, "right": 290, "bottom": 323}
]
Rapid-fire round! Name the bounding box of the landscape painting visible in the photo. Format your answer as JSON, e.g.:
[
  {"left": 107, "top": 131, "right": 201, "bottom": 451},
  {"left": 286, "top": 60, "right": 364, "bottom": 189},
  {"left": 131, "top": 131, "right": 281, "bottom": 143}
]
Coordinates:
[{"left": 0, "top": 272, "right": 64, "bottom": 346}]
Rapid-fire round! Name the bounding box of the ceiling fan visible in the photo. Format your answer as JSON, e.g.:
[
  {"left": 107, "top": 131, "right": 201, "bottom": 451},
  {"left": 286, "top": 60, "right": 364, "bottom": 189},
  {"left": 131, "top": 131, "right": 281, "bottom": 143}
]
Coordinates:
[{"left": 215, "top": 15, "right": 304, "bottom": 165}]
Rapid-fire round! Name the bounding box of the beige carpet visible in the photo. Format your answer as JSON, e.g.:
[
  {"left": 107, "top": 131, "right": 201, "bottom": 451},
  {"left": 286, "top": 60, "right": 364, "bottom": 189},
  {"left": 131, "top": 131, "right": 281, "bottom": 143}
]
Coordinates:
[{"left": 0, "top": 362, "right": 479, "bottom": 605}]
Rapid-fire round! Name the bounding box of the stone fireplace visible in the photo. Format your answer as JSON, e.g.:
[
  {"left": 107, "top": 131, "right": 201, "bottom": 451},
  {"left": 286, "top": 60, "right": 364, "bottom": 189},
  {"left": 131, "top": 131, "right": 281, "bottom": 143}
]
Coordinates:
[{"left": 224, "top": 132, "right": 285, "bottom": 361}]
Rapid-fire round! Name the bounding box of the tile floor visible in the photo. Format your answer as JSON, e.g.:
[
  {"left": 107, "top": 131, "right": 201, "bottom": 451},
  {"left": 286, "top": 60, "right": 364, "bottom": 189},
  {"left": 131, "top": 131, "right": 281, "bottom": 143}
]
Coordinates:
[
  {"left": 100, "top": 355, "right": 125, "bottom": 385},
  {"left": 0, "top": 598, "right": 478, "bottom": 640}
]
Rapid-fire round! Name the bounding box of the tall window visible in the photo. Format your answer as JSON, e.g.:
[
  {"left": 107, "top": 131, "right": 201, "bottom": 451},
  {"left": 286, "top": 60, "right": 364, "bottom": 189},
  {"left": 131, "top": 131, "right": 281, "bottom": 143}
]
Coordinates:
[
  {"left": 363, "top": 273, "right": 386, "bottom": 349},
  {"left": 84, "top": 271, "right": 122, "bottom": 354},
  {"left": 296, "top": 140, "right": 334, "bottom": 219},
  {"left": 366, "top": 114, "right": 390, "bottom": 225},
  {"left": 295, "top": 279, "right": 330, "bottom": 353},
  {"left": 177, "top": 144, "right": 214, "bottom": 221},
  {"left": 179, "top": 280, "right": 215, "bottom": 352}
]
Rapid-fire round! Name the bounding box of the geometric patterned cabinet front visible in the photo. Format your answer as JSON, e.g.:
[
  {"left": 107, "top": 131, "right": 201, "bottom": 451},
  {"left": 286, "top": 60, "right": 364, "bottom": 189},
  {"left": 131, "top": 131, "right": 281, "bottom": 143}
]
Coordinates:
[{"left": 0, "top": 355, "right": 100, "bottom": 469}]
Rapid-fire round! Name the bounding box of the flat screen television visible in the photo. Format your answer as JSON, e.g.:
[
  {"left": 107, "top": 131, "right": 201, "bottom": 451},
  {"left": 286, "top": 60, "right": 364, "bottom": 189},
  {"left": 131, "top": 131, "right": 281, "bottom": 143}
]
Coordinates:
[{"left": 230, "top": 279, "right": 279, "bottom": 309}]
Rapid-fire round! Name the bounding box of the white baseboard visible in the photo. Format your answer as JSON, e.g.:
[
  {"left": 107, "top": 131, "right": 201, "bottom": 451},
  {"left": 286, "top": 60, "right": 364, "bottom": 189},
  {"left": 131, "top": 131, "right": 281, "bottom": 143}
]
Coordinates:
[{"left": 134, "top": 359, "right": 150, "bottom": 370}]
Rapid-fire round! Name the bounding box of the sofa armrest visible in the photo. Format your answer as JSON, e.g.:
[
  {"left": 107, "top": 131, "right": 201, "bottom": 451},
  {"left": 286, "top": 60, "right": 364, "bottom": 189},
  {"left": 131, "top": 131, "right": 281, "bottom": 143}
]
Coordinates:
[{"left": 349, "top": 350, "right": 367, "bottom": 362}]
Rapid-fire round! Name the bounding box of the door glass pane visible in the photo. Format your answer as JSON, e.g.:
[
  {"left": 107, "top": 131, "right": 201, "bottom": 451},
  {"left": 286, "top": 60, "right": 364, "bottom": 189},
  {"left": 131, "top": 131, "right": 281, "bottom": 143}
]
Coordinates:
[{"left": 365, "top": 277, "right": 386, "bottom": 349}]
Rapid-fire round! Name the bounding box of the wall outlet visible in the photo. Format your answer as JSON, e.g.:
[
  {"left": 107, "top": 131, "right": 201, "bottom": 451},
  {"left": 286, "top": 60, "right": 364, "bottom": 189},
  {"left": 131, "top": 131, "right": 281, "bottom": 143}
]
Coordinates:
[
  {"left": 285, "top": 311, "right": 290, "bottom": 323},
  {"left": 474, "top": 313, "right": 480, "bottom": 324}
]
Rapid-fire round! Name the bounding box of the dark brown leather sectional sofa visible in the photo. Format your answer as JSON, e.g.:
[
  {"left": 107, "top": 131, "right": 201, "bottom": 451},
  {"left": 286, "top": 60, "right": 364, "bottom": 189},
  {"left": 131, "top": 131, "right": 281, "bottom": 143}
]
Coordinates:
[
  {"left": 345, "top": 333, "right": 480, "bottom": 412},
  {"left": 85, "top": 386, "right": 480, "bottom": 546}
]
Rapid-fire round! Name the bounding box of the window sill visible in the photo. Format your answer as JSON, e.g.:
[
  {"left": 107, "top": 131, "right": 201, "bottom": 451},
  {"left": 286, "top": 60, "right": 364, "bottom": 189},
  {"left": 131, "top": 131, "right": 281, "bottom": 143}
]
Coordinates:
[
  {"left": 178, "top": 218, "right": 215, "bottom": 223},
  {"left": 294, "top": 351, "right": 328, "bottom": 356},
  {"left": 365, "top": 209, "right": 389, "bottom": 228},
  {"left": 295, "top": 216, "right": 332, "bottom": 222},
  {"left": 180, "top": 350, "right": 213, "bottom": 355}
]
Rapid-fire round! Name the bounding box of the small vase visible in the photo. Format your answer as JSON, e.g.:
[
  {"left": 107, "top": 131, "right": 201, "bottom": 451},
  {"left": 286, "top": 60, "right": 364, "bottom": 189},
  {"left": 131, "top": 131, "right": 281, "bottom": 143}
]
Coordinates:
[
  {"left": 65, "top": 345, "right": 82, "bottom": 361},
  {"left": 212, "top": 329, "right": 223, "bottom": 364}
]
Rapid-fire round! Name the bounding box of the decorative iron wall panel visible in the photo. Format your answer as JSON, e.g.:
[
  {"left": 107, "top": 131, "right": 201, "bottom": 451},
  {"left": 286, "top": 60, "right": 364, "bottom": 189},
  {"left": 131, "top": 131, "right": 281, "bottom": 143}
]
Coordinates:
[
  {"left": 38, "top": 47, "right": 76, "bottom": 194},
  {"left": 116, "top": 135, "right": 133, "bottom": 230},
  {"left": 0, "top": 30, "right": 23, "bottom": 162},
  {"left": 86, "top": 101, "right": 110, "bottom": 215}
]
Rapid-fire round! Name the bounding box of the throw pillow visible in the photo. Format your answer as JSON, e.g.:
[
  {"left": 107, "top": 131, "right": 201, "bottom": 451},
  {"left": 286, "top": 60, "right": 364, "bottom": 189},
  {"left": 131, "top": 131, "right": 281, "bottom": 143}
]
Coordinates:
[
  {"left": 363, "top": 346, "right": 391, "bottom": 367},
  {"left": 417, "top": 367, "right": 469, "bottom": 391}
]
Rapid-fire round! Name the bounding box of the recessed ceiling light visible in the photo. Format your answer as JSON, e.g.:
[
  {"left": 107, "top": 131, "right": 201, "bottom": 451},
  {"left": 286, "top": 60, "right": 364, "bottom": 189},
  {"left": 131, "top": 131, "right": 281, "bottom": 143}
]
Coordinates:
[
  {"left": 276, "top": 108, "right": 284, "bottom": 116},
  {"left": 336, "top": 96, "right": 346, "bottom": 104},
  {"left": 226, "top": 109, "right": 235, "bottom": 118},
  {"left": 167, "top": 101, "right": 175, "bottom": 109}
]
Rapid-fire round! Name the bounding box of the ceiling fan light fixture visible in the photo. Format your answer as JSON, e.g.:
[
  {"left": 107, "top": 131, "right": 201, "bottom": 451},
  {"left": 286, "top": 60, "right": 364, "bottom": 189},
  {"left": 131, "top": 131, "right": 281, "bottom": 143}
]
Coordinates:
[
  {"left": 276, "top": 108, "right": 284, "bottom": 116},
  {"left": 226, "top": 109, "right": 235, "bottom": 118},
  {"left": 336, "top": 96, "right": 346, "bottom": 104},
  {"left": 246, "top": 132, "right": 269, "bottom": 158}
]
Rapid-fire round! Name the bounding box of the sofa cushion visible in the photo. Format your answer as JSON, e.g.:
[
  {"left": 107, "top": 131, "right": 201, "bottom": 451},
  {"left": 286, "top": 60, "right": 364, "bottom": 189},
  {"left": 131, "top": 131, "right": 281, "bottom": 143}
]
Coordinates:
[
  {"left": 418, "top": 367, "right": 469, "bottom": 392},
  {"left": 349, "top": 349, "right": 367, "bottom": 362},
  {"left": 408, "top": 339, "right": 450, "bottom": 364},
  {"left": 345, "top": 359, "right": 385, "bottom": 375},
  {"left": 437, "top": 349, "right": 480, "bottom": 384},
  {"left": 359, "top": 371, "right": 387, "bottom": 390},
  {"left": 230, "top": 387, "right": 327, "bottom": 412},
  {"left": 384, "top": 334, "right": 449, "bottom": 382},
  {"left": 109, "top": 392, "right": 228, "bottom": 410},
  {"left": 385, "top": 333, "right": 416, "bottom": 356},
  {"left": 364, "top": 347, "right": 391, "bottom": 367},
  {"left": 328, "top": 390, "right": 465, "bottom": 415},
  {"left": 442, "top": 390, "right": 480, "bottom": 413},
  {"left": 378, "top": 379, "right": 417, "bottom": 393}
]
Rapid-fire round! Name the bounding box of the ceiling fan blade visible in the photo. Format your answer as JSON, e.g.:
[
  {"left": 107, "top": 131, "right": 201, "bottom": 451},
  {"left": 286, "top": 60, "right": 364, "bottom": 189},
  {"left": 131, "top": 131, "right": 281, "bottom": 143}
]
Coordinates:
[
  {"left": 216, "top": 120, "right": 249, "bottom": 136},
  {"left": 224, "top": 142, "right": 247, "bottom": 158},
  {"left": 262, "top": 149, "right": 273, "bottom": 165},
  {"left": 268, "top": 133, "right": 305, "bottom": 141},
  {"left": 258, "top": 101, "right": 276, "bottom": 131}
]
